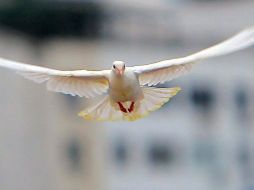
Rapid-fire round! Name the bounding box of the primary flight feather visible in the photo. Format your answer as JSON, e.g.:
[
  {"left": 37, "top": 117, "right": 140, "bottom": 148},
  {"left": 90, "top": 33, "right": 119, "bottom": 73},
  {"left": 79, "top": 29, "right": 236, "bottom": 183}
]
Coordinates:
[{"left": 0, "top": 27, "right": 253, "bottom": 121}]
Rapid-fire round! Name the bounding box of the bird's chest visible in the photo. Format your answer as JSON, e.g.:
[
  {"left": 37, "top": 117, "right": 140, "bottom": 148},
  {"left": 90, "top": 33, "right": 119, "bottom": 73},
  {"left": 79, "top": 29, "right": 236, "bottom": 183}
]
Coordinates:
[{"left": 109, "top": 72, "right": 141, "bottom": 102}]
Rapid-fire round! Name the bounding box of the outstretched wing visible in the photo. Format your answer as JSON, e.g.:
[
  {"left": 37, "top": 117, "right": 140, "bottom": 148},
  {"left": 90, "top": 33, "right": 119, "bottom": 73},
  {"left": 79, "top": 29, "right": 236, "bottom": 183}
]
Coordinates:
[
  {"left": 0, "top": 58, "right": 110, "bottom": 98},
  {"left": 133, "top": 27, "right": 254, "bottom": 86}
]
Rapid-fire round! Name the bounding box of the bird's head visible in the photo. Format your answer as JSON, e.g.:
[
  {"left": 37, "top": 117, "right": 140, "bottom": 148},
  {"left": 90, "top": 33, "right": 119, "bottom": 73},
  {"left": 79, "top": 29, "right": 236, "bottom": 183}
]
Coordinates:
[{"left": 112, "top": 61, "right": 125, "bottom": 76}]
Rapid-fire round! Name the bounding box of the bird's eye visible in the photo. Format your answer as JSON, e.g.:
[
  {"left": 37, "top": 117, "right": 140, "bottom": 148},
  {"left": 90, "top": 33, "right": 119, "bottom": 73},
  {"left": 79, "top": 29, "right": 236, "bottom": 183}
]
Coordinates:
[{"left": 113, "top": 65, "right": 116, "bottom": 69}]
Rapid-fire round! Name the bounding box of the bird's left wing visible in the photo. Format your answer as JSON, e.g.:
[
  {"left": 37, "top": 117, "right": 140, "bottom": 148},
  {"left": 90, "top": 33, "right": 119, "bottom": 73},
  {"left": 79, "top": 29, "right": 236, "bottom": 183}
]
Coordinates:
[
  {"left": 133, "top": 27, "right": 254, "bottom": 86},
  {"left": 0, "top": 57, "right": 110, "bottom": 97}
]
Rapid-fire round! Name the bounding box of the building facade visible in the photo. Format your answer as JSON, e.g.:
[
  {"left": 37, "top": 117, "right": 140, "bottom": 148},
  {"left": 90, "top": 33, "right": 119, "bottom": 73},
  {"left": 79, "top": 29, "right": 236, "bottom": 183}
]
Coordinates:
[{"left": 0, "top": 0, "right": 254, "bottom": 190}]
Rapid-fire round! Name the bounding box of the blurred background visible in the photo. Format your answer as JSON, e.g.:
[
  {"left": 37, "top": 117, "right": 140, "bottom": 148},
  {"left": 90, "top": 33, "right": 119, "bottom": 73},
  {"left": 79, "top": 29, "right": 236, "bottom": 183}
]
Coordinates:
[{"left": 0, "top": 0, "right": 254, "bottom": 190}]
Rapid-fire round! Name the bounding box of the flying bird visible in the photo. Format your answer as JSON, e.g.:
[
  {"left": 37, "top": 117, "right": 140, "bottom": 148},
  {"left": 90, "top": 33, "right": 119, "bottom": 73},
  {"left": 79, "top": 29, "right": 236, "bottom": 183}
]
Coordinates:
[{"left": 0, "top": 27, "right": 254, "bottom": 121}]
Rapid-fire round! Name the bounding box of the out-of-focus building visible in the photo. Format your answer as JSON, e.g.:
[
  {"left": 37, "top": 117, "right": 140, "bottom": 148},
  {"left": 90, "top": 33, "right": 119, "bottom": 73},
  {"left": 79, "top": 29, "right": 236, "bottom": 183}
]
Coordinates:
[{"left": 0, "top": 0, "right": 254, "bottom": 190}]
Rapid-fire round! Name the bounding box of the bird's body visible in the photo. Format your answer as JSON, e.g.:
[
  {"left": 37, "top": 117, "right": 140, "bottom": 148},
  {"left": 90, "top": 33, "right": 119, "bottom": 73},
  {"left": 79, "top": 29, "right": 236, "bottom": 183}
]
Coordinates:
[
  {"left": 108, "top": 68, "right": 142, "bottom": 103},
  {"left": 0, "top": 27, "right": 254, "bottom": 121}
]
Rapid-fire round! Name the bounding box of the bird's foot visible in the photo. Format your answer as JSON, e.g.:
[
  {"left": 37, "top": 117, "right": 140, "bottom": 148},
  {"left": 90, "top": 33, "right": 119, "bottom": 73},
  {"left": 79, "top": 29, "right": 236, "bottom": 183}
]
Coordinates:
[
  {"left": 128, "top": 102, "right": 135, "bottom": 113},
  {"left": 118, "top": 102, "right": 135, "bottom": 113},
  {"left": 117, "top": 102, "right": 127, "bottom": 113}
]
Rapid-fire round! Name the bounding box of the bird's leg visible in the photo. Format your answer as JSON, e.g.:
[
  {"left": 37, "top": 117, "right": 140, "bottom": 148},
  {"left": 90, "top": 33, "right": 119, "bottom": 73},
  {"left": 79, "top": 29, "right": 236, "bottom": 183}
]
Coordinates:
[
  {"left": 128, "top": 102, "right": 135, "bottom": 113},
  {"left": 117, "top": 102, "right": 127, "bottom": 113}
]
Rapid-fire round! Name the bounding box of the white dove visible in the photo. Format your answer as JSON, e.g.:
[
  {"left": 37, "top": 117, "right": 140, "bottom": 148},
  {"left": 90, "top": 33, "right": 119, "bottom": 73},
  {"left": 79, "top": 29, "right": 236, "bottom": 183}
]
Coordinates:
[{"left": 0, "top": 27, "right": 254, "bottom": 121}]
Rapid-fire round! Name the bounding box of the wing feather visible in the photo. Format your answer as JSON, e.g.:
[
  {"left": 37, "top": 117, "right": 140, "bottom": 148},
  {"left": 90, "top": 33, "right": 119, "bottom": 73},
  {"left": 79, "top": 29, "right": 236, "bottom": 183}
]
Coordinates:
[
  {"left": 0, "top": 57, "right": 109, "bottom": 97},
  {"left": 134, "top": 27, "right": 254, "bottom": 86}
]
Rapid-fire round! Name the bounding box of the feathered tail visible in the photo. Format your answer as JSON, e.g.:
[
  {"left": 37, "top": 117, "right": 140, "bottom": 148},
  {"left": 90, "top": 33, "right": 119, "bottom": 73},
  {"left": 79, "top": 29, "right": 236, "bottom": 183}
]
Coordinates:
[
  {"left": 78, "top": 96, "right": 123, "bottom": 121},
  {"left": 79, "top": 87, "right": 181, "bottom": 121},
  {"left": 128, "top": 87, "right": 181, "bottom": 121}
]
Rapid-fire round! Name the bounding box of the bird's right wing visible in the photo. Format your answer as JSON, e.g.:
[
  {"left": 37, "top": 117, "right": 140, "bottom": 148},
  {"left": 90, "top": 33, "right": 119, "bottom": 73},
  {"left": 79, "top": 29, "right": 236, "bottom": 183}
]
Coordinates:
[
  {"left": 133, "top": 27, "right": 254, "bottom": 86},
  {"left": 0, "top": 57, "right": 110, "bottom": 98}
]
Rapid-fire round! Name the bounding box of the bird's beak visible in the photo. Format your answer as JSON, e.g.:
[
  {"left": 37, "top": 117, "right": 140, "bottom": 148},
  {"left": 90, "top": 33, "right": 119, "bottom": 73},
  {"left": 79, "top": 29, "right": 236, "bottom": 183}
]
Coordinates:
[
  {"left": 116, "top": 67, "right": 124, "bottom": 76},
  {"left": 119, "top": 69, "right": 124, "bottom": 76}
]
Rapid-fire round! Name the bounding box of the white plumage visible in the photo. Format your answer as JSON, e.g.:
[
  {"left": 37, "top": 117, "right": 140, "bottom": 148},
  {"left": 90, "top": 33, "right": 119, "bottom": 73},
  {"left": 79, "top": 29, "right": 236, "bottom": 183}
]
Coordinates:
[{"left": 0, "top": 27, "right": 253, "bottom": 121}]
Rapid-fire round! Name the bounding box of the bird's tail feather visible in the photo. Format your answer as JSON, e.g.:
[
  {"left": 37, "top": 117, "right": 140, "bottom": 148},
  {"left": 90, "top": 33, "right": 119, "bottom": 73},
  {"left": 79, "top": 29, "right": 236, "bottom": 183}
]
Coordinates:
[
  {"left": 129, "top": 86, "right": 181, "bottom": 121},
  {"left": 78, "top": 96, "right": 123, "bottom": 121},
  {"left": 79, "top": 86, "right": 181, "bottom": 121}
]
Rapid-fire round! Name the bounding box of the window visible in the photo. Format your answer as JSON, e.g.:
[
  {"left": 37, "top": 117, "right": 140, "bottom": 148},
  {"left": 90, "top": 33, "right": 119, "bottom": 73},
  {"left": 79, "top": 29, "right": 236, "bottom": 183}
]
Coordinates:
[
  {"left": 193, "top": 142, "right": 217, "bottom": 166},
  {"left": 65, "top": 138, "right": 83, "bottom": 172},
  {"left": 190, "top": 87, "right": 215, "bottom": 113},
  {"left": 113, "top": 139, "right": 128, "bottom": 167},
  {"left": 147, "top": 142, "right": 175, "bottom": 167},
  {"left": 235, "top": 88, "right": 248, "bottom": 119}
]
